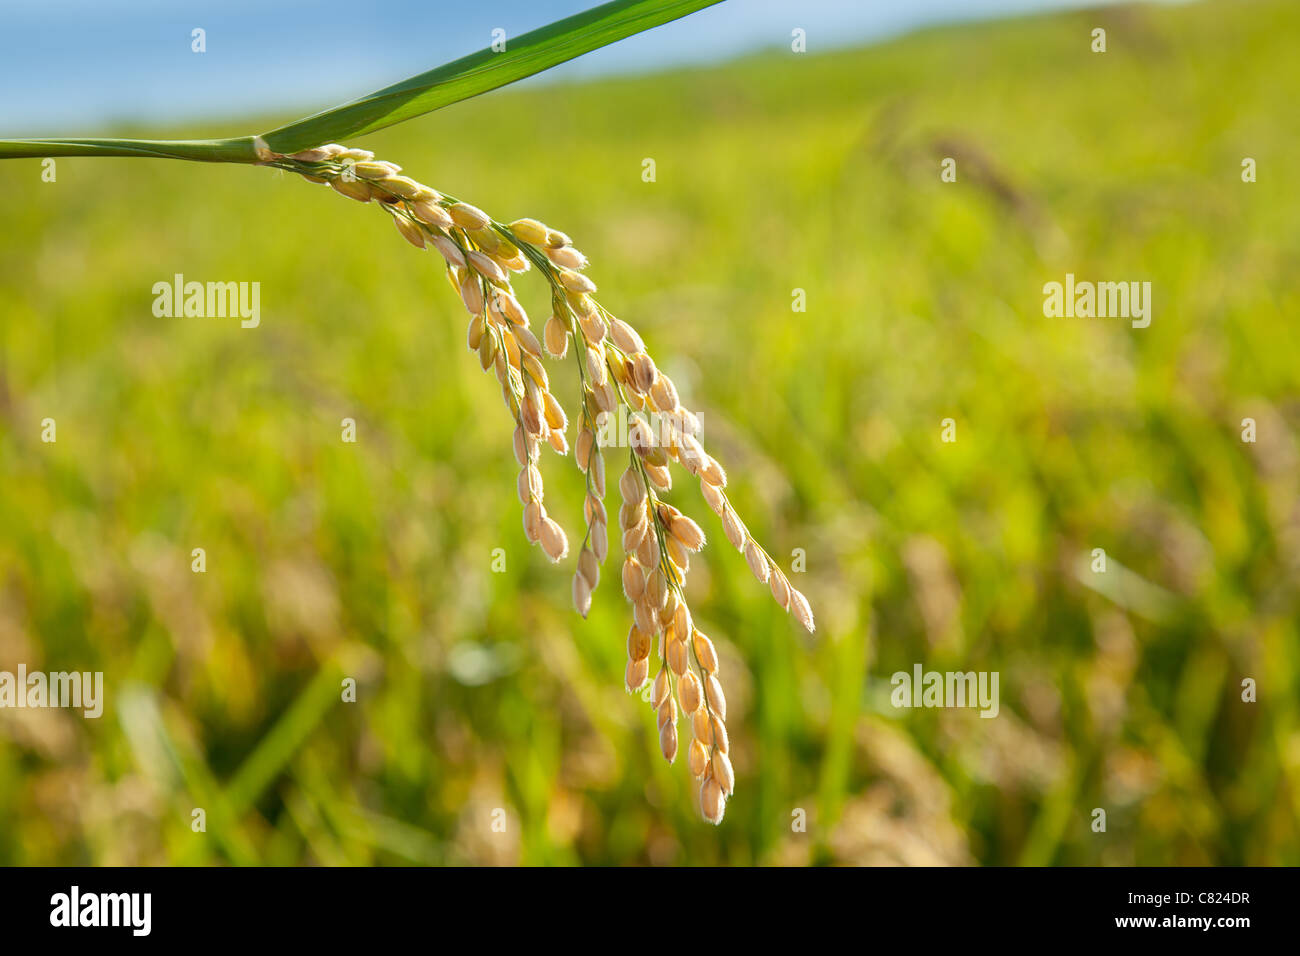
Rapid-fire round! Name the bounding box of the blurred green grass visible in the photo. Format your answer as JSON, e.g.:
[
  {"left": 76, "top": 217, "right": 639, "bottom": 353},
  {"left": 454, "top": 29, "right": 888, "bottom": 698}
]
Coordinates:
[{"left": 1, "top": 0, "right": 1298, "bottom": 865}]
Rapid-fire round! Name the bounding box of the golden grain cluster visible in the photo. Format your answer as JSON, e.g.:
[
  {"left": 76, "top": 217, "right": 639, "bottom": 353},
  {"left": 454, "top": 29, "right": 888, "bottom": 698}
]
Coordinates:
[{"left": 261, "top": 143, "right": 815, "bottom": 823}]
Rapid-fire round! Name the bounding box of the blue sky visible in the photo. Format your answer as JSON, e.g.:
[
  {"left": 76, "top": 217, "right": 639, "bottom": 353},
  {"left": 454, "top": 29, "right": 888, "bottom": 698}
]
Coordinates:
[{"left": 0, "top": 0, "right": 1136, "bottom": 135}]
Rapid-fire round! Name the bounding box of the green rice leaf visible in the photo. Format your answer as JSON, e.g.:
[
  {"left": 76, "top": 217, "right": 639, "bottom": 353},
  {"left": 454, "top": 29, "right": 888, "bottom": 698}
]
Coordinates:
[
  {"left": 0, "top": 0, "right": 722, "bottom": 163},
  {"left": 261, "top": 0, "right": 723, "bottom": 153}
]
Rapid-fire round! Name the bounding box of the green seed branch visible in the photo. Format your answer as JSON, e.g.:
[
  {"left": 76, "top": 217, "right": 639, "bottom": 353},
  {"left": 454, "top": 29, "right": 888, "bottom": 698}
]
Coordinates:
[{"left": 0, "top": 0, "right": 820, "bottom": 825}]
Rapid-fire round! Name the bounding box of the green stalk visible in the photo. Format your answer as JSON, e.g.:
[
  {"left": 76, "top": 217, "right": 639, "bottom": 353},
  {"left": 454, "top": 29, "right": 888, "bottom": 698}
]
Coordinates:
[{"left": 0, "top": 136, "right": 263, "bottom": 163}]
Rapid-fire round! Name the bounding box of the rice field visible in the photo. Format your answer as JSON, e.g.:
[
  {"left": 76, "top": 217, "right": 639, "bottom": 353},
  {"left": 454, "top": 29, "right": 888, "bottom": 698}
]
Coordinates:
[{"left": 0, "top": 0, "right": 1297, "bottom": 865}]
